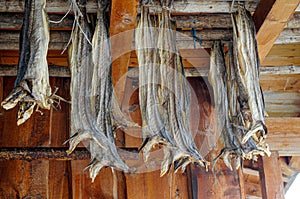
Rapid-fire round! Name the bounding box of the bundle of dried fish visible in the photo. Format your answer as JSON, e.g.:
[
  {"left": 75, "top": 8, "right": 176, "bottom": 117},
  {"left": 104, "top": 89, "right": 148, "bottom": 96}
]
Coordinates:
[
  {"left": 66, "top": 0, "right": 134, "bottom": 182},
  {"left": 231, "top": 4, "right": 270, "bottom": 158},
  {"left": 136, "top": 1, "right": 208, "bottom": 176},
  {"left": 209, "top": 41, "right": 242, "bottom": 170},
  {"left": 1, "top": 0, "right": 54, "bottom": 125}
]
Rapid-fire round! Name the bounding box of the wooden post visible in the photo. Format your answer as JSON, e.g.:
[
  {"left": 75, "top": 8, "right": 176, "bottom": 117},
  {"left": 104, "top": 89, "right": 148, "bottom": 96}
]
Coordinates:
[
  {"left": 188, "top": 77, "right": 246, "bottom": 199},
  {"left": 258, "top": 151, "right": 285, "bottom": 199},
  {"left": 110, "top": 0, "right": 138, "bottom": 104}
]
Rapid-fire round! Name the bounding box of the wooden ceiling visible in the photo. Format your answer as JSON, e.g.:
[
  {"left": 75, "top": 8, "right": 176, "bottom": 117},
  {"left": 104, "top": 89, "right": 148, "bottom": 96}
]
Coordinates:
[{"left": 0, "top": 0, "right": 300, "bottom": 198}]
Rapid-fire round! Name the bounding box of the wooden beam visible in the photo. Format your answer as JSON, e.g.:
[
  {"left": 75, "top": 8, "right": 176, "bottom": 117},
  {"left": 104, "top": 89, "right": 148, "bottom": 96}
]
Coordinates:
[
  {"left": 266, "top": 43, "right": 300, "bottom": 57},
  {"left": 253, "top": 0, "right": 300, "bottom": 61},
  {"left": 0, "top": 65, "right": 70, "bottom": 77},
  {"left": 289, "top": 157, "right": 300, "bottom": 170},
  {"left": 0, "top": 30, "right": 230, "bottom": 50},
  {"left": 0, "top": 13, "right": 74, "bottom": 30},
  {"left": 279, "top": 158, "right": 298, "bottom": 182},
  {"left": 109, "top": 0, "right": 138, "bottom": 104},
  {"left": 1, "top": 64, "right": 300, "bottom": 78},
  {"left": 0, "top": 13, "right": 235, "bottom": 30},
  {"left": 258, "top": 152, "right": 285, "bottom": 199},
  {"left": 261, "top": 56, "right": 300, "bottom": 67},
  {"left": 266, "top": 118, "right": 300, "bottom": 156},
  {"left": 0, "top": 31, "right": 70, "bottom": 50},
  {"left": 0, "top": 0, "right": 259, "bottom": 14},
  {"left": 0, "top": 13, "right": 236, "bottom": 30}
]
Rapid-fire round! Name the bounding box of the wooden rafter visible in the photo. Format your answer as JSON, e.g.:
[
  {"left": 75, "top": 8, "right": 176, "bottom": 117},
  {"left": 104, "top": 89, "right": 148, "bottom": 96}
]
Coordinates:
[{"left": 253, "top": 0, "right": 300, "bottom": 62}]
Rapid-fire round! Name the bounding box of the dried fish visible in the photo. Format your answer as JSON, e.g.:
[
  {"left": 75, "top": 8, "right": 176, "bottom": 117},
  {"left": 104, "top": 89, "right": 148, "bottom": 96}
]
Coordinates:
[
  {"left": 231, "top": 4, "right": 270, "bottom": 157},
  {"left": 1, "top": 0, "right": 53, "bottom": 125},
  {"left": 209, "top": 41, "right": 242, "bottom": 170},
  {"left": 67, "top": 0, "right": 133, "bottom": 182},
  {"left": 136, "top": 1, "right": 208, "bottom": 176}
]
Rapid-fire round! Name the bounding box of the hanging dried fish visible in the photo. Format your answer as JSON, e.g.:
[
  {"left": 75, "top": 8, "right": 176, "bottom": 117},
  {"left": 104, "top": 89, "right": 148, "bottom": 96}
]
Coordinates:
[
  {"left": 135, "top": 5, "right": 165, "bottom": 156},
  {"left": 1, "top": 0, "right": 53, "bottom": 125},
  {"left": 136, "top": 1, "right": 208, "bottom": 176},
  {"left": 66, "top": 0, "right": 132, "bottom": 182},
  {"left": 209, "top": 41, "right": 242, "bottom": 170},
  {"left": 231, "top": 4, "right": 270, "bottom": 157}
]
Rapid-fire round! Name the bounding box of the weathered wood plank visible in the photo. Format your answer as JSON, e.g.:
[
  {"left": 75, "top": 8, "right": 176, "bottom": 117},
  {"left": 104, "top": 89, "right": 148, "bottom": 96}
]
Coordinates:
[
  {"left": 265, "top": 118, "right": 300, "bottom": 156},
  {"left": 0, "top": 0, "right": 259, "bottom": 14},
  {"left": 0, "top": 29, "right": 230, "bottom": 50},
  {"left": 267, "top": 43, "right": 300, "bottom": 57},
  {"left": 0, "top": 76, "right": 51, "bottom": 198},
  {"left": 0, "top": 77, "right": 72, "bottom": 198},
  {"left": 71, "top": 161, "right": 122, "bottom": 199},
  {"left": 275, "top": 28, "right": 300, "bottom": 44},
  {"left": 2, "top": 64, "right": 300, "bottom": 78},
  {"left": 0, "top": 65, "right": 70, "bottom": 77},
  {"left": 264, "top": 92, "right": 300, "bottom": 117},
  {"left": 0, "top": 13, "right": 74, "bottom": 30},
  {"left": 279, "top": 158, "right": 298, "bottom": 182},
  {"left": 261, "top": 56, "right": 300, "bottom": 66},
  {"left": 258, "top": 152, "right": 285, "bottom": 199},
  {"left": 253, "top": 0, "right": 300, "bottom": 61},
  {"left": 289, "top": 157, "right": 300, "bottom": 170},
  {"left": 260, "top": 74, "right": 300, "bottom": 92},
  {"left": 194, "top": 167, "right": 245, "bottom": 199},
  {"left": 110, "top": 0, "right": 138, "bottom": 104},
  {"left": 0, "top": 160, "right": 49, "bottom": 198},
  {"left": 125, "top": 169, "right": 191, "bottom": 199},
  {"left": 0, "top": 30, "right": 70, "bottom": 44},
  {"left": 0, "top": 13, "right": 234, "bottom": 30}
]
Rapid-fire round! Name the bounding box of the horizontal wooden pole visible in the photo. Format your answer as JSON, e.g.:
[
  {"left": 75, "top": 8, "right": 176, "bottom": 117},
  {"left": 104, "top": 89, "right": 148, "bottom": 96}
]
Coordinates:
[
  {"left": 1, "top": 65, "right": 300, "bottom": 78},
  {"left": 0, "top": 147, "right": 138, "bottom": 161},
  {"left": 0, "top": 30, "right": 230, "bottom": 50},
  {"left": 0, "top": 65, "right": 70, "bottom": 77},
  {"left": 1, "top": 65, "right": 300, "bottom": 77},
  {"left": 0, "top": 13, "right": 234, "bottom": 30},
  {"left": 0, "top": 0, "right": 259, "bottom": 14}
]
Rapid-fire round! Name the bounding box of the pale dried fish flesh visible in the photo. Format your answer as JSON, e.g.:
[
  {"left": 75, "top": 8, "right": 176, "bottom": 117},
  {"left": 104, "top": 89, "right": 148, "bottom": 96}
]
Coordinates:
[
  {"left": 231, "top": 4, "right": 270, "bottom": 157},
  {"left": 66, "top": 0, "right": 131, "bottom": 182},
  {"left": 1, "top": 0, "right": 53, "bottom": 125},
  {"left": 209, "top": 41, "right": 242, "bottom": 170},
  {"left": 136, "top": 1, "right": 208, "bottom": 176}
]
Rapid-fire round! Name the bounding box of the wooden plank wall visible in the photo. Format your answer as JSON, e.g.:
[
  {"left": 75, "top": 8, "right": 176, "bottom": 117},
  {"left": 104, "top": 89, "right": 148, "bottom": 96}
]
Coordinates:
[
  {"left": 0, "top": 77, "right": 71, "bottom": 198},
  {"left": 0, "top": 72, "right": 251, "bottom": 198}
]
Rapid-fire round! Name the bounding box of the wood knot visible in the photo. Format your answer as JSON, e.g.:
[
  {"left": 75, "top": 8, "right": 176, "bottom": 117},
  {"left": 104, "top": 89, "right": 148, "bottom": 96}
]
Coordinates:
[{"left": 122, "top": 13, "right": 133, "bottom": 24}]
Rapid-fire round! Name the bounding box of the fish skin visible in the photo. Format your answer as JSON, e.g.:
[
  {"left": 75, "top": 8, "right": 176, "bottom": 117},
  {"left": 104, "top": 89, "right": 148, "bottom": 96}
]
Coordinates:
[
  {"left": 1, "top": 0, "right": 52, "bottom": 125},
  {"left": 231, "top": 5, "right": 270, "bottom": 157},
  {"left": 136, "top": 5, "right": 170, "bottom": 155},
  {"left": 67, "top": 0, "right": 132, "bottom": 181},
  {"left": 136, "top": 3, "right": 208, "bottom": 175},
  {"left": 209, "top": 40, "right": 242, "bottom": 170}
]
